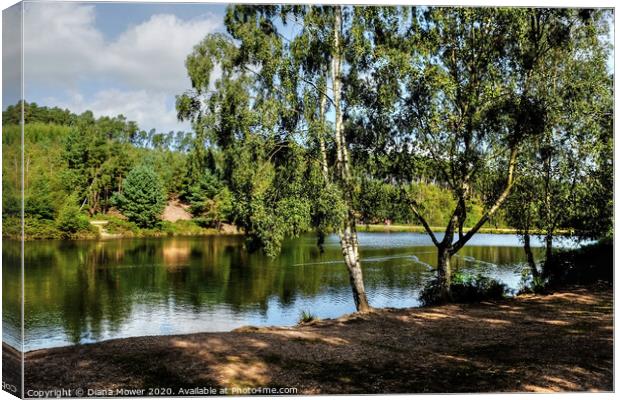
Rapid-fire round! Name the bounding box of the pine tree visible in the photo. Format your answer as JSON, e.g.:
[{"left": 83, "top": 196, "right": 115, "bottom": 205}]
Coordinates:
[{"left": 115, "top": 165, "right": 166, "bottom": 228}]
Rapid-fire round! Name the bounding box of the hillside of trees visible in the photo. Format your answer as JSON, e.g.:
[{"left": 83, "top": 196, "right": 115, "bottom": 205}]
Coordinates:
[{"left": 2, "top": 101, "right": 497, "bottom": 242}]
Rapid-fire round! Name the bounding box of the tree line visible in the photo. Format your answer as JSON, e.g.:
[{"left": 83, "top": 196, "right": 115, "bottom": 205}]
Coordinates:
[{"left": 2, "top": 99, "right": 492, "bottom": 243}]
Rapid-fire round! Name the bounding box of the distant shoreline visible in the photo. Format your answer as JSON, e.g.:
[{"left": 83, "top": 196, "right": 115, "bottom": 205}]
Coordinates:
[
  {"left": 1, "top": 228, "right": 242, "bottom": 242},
  {"left": 3, "top": 222, "right": 572, "bottom": 241},
  {"left": 357, "top": 224, "right": 571, "bottom": 236}
]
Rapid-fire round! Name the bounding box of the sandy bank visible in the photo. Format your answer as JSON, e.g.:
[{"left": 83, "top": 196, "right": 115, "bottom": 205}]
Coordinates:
[{"left": 15, "top": 287, "right": 613, "bottom": 395}]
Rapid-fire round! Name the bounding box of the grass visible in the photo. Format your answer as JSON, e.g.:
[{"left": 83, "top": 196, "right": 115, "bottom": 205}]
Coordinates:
[
  {"left": 298, "top": 310, "right": 318, "bottom": 324},
  {"left": 3, "top": 215, "right": 224, "bottom": 241},
  {"left": 93, "top": 216, "right": 221, "bottom": 238},
  {"left": 3, "top": 216, "right": 100, "bottom": 240}
]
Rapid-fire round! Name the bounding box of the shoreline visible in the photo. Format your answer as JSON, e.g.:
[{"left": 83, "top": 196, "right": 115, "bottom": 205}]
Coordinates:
[
  {"left": 1, "top": 230, "right": 243, "bottom": 242},
  {"left": 13, "top": 286, "right": 612, "bottom": 394},
  {"left": 4, "top": 223, "right": 559, "bottom": 242}
]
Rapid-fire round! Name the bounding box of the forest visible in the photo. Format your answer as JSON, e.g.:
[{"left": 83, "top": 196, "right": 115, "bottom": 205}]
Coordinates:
[{"left": 2, "top": 6, "right": 613, "bottom": 306}]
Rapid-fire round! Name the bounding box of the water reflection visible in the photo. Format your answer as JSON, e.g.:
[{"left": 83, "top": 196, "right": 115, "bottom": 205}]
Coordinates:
[{"left": 2, "top": 232, "right": 575, "bottom": 351}]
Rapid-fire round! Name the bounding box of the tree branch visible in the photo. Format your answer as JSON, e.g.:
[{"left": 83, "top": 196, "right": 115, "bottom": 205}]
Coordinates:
[
  {"left": 299, "top": 76, "right": 337, "bottom": 108},
  {"left": 450, "top": 146, "right": 518, "bottom": 254},
  {"left": 407, "top": 202, "right": 440, "bottom": 247}
]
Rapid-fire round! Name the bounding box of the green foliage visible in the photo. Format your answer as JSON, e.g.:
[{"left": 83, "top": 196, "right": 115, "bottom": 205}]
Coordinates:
[
  {"left": 518, "top": 269, "right": 549, "bottom": 295},
  {"left": 402, "top": 183, "right": 487, "bottom": 227},
  {"left": 1, "top": 181, "right": 21, "bottom": 218},
  {"left": 188, "top": 170, "right": 233, "bottom": 228},
  {"left": 56, "top": 196, "right": 90, "bottom": 235},
  {"left": 356, "top": 179, "right": 403, "bottom": 224},
  {"left": 298, "top": 310, "right": 318, "bottom": 324},
  {"left": 2, "top": 123, "right": 71, "bottom": 222},
  {"left": 62, "top": 114, "right": 138, "bottom": 215},
  {"left": 420, "top": 272, "right": 507, "bottom": 306},
  {"left": 100, "top": 216, "right": 142, "bottom": 236},
  {"left": 23, "top": 218, "right": 65, "bottom": 240},
  {"left": 25, "top": 181, "right": 57, "bottom": 220},
  {"left": 2, "top": 101, "right": 76, "bottom": 125},
  {"left": 503, "top": 8, "right": 613, "bottom": 264},
  {"left": 114, "top": 165, "right": 167, "bottom": 228},
  {"left": 311, "top": 182, "right": 348, "bottom": 243}
]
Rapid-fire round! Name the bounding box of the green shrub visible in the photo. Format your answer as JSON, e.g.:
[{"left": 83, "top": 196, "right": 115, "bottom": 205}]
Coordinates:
[
  {"left": 103, "top": 217, "right": 140, "bottom": 235},
  {"left": 420, "top": 272, "right": 507, "bottom": 306},
  {"left": 24, "top": 218, "right": 63, "bottom": 239},
  {"left": 298, "top": 310, "right": 317, "bottom": 324},
  {"left": 518, "top": 268, "right": 549, "bottom": 294},
  {"left": 419, "top": 278, "right": 446, "bottom": 306},
  {"left": 56, "top": 197, "right": 90, "bottom": 235},
  {"left": 169, "top": 219, "right": 217, "bottom": 235}
]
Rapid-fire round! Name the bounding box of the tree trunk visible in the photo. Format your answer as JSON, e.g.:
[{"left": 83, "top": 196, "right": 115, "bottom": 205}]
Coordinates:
[
  {"left": 331, "top": 5, "right": 370, "bottom": 313},
  {"left": 543, "top": 230, "right": 554, "bottom": 276},
  {"left": 340, "top": 220, "right": 371, "bottom": 312},
  {"left": 542, "top": 132, "right": 553, "bottom": 276},
  {"left": 523, "top": 231, "right": 538, "bottom": 278},
  {"left": 318, "top": 82, "right": 329, "bottom": 181},
  {"left": 437, "top": 246, "right": 452, "bottom": 300}
]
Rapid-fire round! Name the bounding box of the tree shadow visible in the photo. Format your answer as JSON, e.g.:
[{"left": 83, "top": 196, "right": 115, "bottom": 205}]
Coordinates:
[{"left": 23, "top": 287, "right": 612, "bottom": 394}]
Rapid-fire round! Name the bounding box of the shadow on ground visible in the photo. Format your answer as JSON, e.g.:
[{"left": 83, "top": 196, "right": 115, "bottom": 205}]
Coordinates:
[{"left": 23, "top": 287, "right": 612, "bottom": 395}]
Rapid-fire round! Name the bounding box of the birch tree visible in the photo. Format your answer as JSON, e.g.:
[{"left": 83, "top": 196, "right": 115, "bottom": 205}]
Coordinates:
[
  {"left": 177, "top": 5, "right": 375, "bottom": 311},
  {"left": 394, "top": 8, "right": 609, "bottom": 298},
  {"left": 505, "top": 9, "right": 613, "bottom": 279}
]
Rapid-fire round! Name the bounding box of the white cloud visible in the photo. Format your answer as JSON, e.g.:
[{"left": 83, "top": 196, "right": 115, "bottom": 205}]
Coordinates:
[
  {"left": 24, "top": 3, "right": 104, "bottom": 89},
  {"left": 22, "top": 2, "right": 221, "bottom": 131},
  {"left": 105, "top": 14, "right": 220, "bottom": 92},
  {"left": 51, "top": 89, "right": 190, "bottom": 133}
]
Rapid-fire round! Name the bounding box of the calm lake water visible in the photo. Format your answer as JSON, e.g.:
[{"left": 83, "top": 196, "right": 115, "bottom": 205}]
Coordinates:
[{"left": 2, "top": 232, "right": 581, "bottom": 351}]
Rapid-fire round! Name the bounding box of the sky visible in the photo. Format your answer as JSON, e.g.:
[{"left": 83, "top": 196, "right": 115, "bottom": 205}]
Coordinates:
[
  {"left": 2, "top": 1, "right": 615, "bottom": 133},
  {"left": 13, "top": 1, "right": 229, "bottom": 132}
]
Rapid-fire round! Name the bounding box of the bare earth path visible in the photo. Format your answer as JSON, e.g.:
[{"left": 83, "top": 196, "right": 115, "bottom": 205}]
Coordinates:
[{"left": 18, "top": 287, "right": 612, "bottom": 395}]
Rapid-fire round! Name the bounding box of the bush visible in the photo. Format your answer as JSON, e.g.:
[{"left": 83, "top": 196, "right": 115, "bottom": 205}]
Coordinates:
[
  {"left": 102, "top": 216, "right": 140, "bottom": 235},
  {"left": 298, "top": 310, "right": 317, "bottom": 324},
  {"left": 420, "top": 272, "right": 507, "bottom": 306},
  {"left": 544, "top": 238, "right": 612, "bottom": 286},
  {"left": 56, "top": 197, "right": 90, "bottom": 235},
  {"left": 24, "top": 218, "right": 64, "bottom": 239},
  {"left": 518, "top": 268, "right": 549, "bottom": 294}
]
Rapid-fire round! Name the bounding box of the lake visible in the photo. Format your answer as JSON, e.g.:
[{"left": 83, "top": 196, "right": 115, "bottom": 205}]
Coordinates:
[{"left": 2, "top": 232, "right": 581, "bottom": 351}]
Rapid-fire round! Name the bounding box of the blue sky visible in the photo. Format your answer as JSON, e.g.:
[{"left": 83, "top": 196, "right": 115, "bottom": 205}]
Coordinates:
[{"left": 15, "top": 1, "right": 229, "bottom": 132}]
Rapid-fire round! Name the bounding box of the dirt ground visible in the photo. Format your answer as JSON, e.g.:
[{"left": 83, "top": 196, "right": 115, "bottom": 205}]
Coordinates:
[
  {"left": 13, "top": 287, "right": 613, "bottom": 395},
  {"left": 161, "top": 199, "right": 192, "bottom": 222}
]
